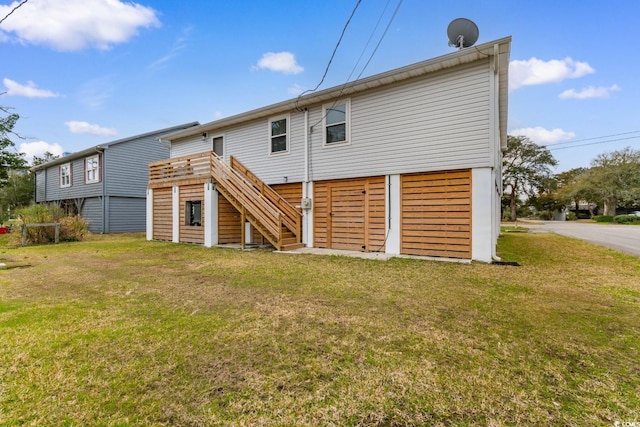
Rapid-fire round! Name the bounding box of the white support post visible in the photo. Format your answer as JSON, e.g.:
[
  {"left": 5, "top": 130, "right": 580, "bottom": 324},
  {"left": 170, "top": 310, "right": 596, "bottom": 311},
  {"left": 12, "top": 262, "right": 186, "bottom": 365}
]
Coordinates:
[
  {"left": 146, "top": 188, "right": 153, "bottom": 241},
  {"left": 386, "top": 174, "right": 401, "bottom": 255},
  {"left": 204, "top": 182, "right": 218, "bottom": 247},
  {"left": 172, "top": 184, "right": 180, "bottom": 243},
  {"left": 472, "top": 168, "right": 494, "bottom": 263},
  {"left": 303, "top": 181, "right": 314, "bottom": 247}
]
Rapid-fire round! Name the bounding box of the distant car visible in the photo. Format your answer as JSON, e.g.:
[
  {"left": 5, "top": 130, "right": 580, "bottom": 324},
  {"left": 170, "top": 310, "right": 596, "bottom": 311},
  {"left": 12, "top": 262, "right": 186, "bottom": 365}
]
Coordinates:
[{"left": 631, "top": 211, "right": 640, "bottom": 216}]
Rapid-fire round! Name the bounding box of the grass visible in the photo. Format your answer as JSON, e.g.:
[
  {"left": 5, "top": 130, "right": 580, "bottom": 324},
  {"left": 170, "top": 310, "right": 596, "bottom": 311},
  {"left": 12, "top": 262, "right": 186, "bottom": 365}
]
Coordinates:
[{"left": 1, "top": 232, "right": 639, "bottom": 426}]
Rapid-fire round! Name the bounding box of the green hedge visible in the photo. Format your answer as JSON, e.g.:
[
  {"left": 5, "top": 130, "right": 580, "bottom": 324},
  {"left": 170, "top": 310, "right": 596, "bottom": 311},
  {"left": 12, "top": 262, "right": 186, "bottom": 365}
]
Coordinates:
[
  {"left": 593, "top": 215, "right": 614, "bottom": 223},
  {"left": 614, "top": 214, "right": 640, "bottom": 224}
]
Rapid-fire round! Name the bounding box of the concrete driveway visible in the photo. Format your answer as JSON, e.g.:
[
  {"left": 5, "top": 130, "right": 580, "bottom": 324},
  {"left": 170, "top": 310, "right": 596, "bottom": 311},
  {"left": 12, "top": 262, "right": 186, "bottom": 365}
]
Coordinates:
[{"left": 520, "top": 220, "right": 640, "bottom": 257}]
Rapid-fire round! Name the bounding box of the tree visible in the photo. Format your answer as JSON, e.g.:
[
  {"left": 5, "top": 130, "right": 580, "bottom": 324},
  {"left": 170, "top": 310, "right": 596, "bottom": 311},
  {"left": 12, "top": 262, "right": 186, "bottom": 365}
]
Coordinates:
[
  {"left": 502, "top": 135, "right": 558, "bottom": 220},
  {"left": 1, "top": 102, "right": 27, "bottom": 187},
  {"left": 581, "top": 147, "right": 640, "bottom": 216},
  {"left": 0, "top": 169, "right": 33, "bottom": 222},
  {"left": 32, "top": 151, "right": 59, "bottom": 167}
]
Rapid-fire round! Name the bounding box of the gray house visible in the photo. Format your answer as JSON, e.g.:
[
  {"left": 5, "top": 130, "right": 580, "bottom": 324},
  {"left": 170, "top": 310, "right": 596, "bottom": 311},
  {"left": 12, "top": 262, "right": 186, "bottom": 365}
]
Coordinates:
[{"left": 33, "top": 122, "right": 198, "bottom": 233}]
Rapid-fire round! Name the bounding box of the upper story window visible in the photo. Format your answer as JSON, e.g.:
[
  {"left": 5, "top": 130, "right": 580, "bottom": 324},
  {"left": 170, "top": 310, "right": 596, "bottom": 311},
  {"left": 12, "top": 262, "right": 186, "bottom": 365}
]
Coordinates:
[
  {"left": 323, "top": 100, "right": 350, "bottom": 145},
  {"left": 60, "top": 163, "right": 71, "bottom": 188},
  {"left": 269, "top": 115, "right": 289, "bottom": 154},
  {"left": 85, "top": 155, "right": 100, "bottom": 184}
]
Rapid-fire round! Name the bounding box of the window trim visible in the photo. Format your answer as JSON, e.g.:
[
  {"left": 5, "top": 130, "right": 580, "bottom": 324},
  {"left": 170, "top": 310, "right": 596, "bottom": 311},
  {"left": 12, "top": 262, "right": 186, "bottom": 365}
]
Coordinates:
[
  {"left": 185, "top": 200, "right": 202, "bottom": 227},
  {"left": 322, "top": 99, "right": 351, "bottom": 147},
  {"left": 60, "top": 163, "right": 72, "bottom": 188},
  {"left": 85, "top": 154, "right": 101, "bottom": 184},
  {"left": 268, "top": 114, "right": 290, "bottom": 155}
]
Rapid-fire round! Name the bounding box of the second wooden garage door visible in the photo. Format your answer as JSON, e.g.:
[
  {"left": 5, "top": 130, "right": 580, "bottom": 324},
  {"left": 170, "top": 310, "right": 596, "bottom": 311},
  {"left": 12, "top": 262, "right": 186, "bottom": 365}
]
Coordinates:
[
  {"left": 314, "top": 176, "right": 385, "bottom": 252},
  {"left": 401, "top": 170, "right": 471, "bottom": 259}
]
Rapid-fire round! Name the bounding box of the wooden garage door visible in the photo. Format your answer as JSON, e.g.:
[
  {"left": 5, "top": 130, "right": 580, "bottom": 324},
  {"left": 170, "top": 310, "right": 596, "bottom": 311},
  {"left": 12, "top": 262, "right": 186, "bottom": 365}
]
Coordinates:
[
  {"left": 401, "top": 170, "right": 471, "bottom": 259},
  {"left": 152, "top": 187, "right": 172, "bottom": 241},
  {"left": 314, "top": 177, "right": 386, "bottom": 252}
]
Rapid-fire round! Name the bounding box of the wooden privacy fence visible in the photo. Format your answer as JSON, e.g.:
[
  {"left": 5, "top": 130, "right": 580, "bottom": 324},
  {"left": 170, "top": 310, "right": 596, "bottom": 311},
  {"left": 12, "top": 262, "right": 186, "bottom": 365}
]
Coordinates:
[{"left": 21, "top": 223, "right": 61, "bottom": 246}]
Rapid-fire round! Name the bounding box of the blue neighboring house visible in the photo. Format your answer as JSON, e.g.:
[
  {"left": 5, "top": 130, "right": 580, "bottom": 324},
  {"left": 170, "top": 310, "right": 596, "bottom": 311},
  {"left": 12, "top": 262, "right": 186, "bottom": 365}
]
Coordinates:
[{"left": 33, "top": 122, "right": 199, "bottom": 233}]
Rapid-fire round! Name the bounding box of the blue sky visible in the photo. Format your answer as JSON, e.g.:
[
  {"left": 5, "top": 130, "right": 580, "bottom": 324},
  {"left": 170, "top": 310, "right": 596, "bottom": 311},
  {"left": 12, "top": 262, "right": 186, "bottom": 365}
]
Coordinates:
[{"left": 1, "top": 0, "right": 638, "bottom": 172}]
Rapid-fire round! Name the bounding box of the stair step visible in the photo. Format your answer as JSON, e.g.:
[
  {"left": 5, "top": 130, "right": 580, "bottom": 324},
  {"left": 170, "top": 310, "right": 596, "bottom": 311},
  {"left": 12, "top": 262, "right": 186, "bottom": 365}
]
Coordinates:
[{"left": 280, "top": 242, "right": 304, "bottom": 251}]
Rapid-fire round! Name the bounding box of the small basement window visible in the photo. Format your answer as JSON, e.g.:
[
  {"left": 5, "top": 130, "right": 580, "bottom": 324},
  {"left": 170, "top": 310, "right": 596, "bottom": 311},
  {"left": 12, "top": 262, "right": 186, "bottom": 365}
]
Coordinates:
[{"left": 185, "top": 201, "right": 202, "bottom": 226}]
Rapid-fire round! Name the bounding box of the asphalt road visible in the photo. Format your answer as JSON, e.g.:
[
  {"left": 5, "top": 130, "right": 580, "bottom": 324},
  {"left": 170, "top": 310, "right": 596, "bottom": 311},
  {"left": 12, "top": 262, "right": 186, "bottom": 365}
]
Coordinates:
[{"left": 521, "top": 220, "right": 640, "bottom": 257}]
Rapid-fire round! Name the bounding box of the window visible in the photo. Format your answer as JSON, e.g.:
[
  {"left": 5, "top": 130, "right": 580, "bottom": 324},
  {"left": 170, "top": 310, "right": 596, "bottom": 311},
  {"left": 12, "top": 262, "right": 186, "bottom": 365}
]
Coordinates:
[
  {"left": 323, "top": 100, "right": 350, "bottom": 145},
  {"left": 269, "top": 115, "right": 289, "bottom": 154},
  {"left": 185, "top": 201, "right": 202, "bottom": 226},
  {"left": 85, "top": 155, "right": 100, "bottom": 184},
  {"left": 60, "top": 163, "right": 71, "bottom": 188}
]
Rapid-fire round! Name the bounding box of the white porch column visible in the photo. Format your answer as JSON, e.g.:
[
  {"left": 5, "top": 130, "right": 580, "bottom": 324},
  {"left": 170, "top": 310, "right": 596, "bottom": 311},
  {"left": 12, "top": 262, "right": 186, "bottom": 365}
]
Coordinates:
[
  {"left": 204, "top": 182, "right": 218, "bottom": 247},
  {"left": 146, "top": 188, "right": 153, "bottom": 241},
  {"left": 172, "top": 184, "right": 180, "bottom": 243},
  {"left": 472, "top": 168, "right": 494, "bottom": 263},
  {"left": 386, "top": 174, "right": 401, "bottom": 255},
  {"left": 302, "top": 181, "right": 314, "bottom": 247}
]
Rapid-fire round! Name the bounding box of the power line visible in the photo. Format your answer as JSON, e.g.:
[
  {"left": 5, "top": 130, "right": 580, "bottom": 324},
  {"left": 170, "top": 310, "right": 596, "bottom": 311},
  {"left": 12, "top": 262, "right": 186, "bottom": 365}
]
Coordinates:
[
  {"left": 295, "top": 0, "right": 362, "bottom": 109},
  {"left": 548, "top": 135, "right": 640, "bottom": 151},
  {"left": 544, "top": 130, "right": 640, "bottom": 147},
  {"left": 0, "top": 0, "right": 29, "bottom": 26}
]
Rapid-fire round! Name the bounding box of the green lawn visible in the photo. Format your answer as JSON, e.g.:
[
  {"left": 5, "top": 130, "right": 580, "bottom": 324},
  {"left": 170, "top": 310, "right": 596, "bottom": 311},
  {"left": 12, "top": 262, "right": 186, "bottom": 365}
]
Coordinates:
[{"left": 1, "top": 232, "right": 639, "bottom": 426}]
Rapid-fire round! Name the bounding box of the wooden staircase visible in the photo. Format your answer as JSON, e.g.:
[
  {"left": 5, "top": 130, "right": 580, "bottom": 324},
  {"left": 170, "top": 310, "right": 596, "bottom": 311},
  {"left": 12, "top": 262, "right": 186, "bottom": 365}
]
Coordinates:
[{"left": 209, "top": 153, "right": 303, "bottom": 251}]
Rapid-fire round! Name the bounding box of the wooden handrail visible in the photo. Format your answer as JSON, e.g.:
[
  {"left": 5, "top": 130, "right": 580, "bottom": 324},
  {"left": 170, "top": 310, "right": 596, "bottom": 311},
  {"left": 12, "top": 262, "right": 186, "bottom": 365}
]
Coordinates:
[
  {"left": 210, "top": 154, "right": 282, "bottom": 241},
  {"left": 230, "top": 156, "right": 302, "bottom": 241},
  {"left": 148, "top": 151, "right": 302, "bottom": 250}
]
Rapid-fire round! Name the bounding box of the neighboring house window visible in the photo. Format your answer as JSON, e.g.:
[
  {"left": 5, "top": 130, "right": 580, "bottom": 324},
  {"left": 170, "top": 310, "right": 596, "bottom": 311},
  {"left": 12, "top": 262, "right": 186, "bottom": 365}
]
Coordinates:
[
  {"left": 60, "top": 163, "right": 72, "bottom": 188},
  {"left": 185, "top": 201, "right": 202, "bottom": 226},
  {"left": 269, "top": 115, "right": 289, "bottom": 154},
  {"left": 323, "top": 100, "right": 350, "bottom": 145},
  {"left": 85, "top": 155, "right": 101, "bottom": 184}
]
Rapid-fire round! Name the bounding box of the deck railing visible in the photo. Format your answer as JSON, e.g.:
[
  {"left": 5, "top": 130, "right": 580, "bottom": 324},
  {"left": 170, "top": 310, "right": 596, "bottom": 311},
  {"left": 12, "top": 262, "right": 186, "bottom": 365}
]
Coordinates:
[{"left": 148, "top": 151, "right": 302, "bottom": 250}]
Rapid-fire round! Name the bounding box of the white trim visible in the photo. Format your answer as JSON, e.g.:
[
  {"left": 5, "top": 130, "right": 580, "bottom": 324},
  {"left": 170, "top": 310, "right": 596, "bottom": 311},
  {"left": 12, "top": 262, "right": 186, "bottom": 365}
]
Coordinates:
[
  {"left": 322, "top": 98, "right": 351, "bottom": 147},
  {"left": 472, "top": 168, "right": 493, "bottom": 263},
  {"left": 172, "top": 185, "right": 180, "bottom": 243},
  {"left": 204, "top": 182, "right": 218, "bottom": 247},
  {"left": 386, "top": 174, "right": 401, "bottom": 254},
  {"left": 303, "top": 181, "right": 313, "bottom": 247},
  {"left": 85, "top": 154, "right": 100, "bottom": 184},
  {"left": 268, "top": 114, "right": 290, "bottom": 156},
  {"left": 146, "top": 188, "right": 153, "bottom": 241},
  {"left": 59, "top": 162, "right": 71, "bottom": 188}
]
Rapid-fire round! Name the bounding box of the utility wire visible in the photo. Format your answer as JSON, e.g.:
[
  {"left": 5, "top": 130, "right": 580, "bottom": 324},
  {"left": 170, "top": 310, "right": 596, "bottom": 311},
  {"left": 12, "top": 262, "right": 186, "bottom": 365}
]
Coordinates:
[
  {"left": 0, "top": 0, "right": 29, "bottom": 26},
  {"left": 295, "top": 0, "right": 362, "bottom": 110},
  {"left": 542, "top": 130, "right": 640, "bottom": 147},
  {"left": 547, "top": 135, "right": 640, "bottom": 151}
]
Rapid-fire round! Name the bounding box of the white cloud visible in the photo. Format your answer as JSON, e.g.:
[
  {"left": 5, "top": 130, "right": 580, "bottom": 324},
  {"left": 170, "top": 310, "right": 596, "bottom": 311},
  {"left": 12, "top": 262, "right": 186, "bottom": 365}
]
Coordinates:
[
  {"left": 509, "top": 126, "right": 576, "bottom": 145},
  {"left": 287, "top": 84, "right": 303, "bottom": 96},
  {"left": 65, "top": 121, "right": 117, "bottom": 136},
  {"left": 559, "top": 84, "right": 620, "bottom": 100},
  {"left": 0, "top": 0, "right": 160, "bottom": 51},
  {"left": 3, "top": 78, "right": 59, "bottom": 98},
  {"left": 19, "top": 141, "right": 64, "bottom": 164},
  {"left": 253, "top": 52, "right": 303, "bottom": 74},
  {"left": 509, "top": 57, "right": 595, "bottom": 90},
  {"left": 149, "top": 25, "right": 192, "bottom": 70}
]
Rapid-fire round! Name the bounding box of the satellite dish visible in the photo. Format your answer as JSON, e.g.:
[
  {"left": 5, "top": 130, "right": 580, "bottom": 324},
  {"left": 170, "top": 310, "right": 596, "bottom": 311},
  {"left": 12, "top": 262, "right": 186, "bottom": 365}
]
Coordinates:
[{"left": 447, "top": 18, "right": 479, "bottom": 49}]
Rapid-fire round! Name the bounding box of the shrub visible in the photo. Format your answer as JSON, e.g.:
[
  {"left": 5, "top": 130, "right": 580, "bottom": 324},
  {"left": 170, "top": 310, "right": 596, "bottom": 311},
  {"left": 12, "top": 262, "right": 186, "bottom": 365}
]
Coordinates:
[
  {"left": 538, "top": 211, "right": 552, "bottom": 220},
  {"left": 593, "top": 215, "right": 614, "bottom": 223},
  {"left": 566, "top": 211, "right": 577, "bottom": 221},
  {"left": 614, "top": 214, "right": 640, "bottom": 224},
  {"left": 13, "top": 204, "right": 89, "bottom": 245}
]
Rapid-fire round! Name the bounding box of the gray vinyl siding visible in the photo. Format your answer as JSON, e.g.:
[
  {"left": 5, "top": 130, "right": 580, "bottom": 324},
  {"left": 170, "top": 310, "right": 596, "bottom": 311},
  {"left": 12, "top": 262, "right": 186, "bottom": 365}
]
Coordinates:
[
  {"left": 81, "top": 197, "right": 103, "bottom": 233},
  {"left": 307, "top": 61, "right": 492, "bottom": 181},
  {"left": 168, "top": 61, "right": 492, "bottom": 184},
  {"left": 171, "top": 136, "right": 210, "bottom": 158},
  {"left": 104, "top": 134, "right": 169, "bottom": 197},
  {"left": 44, "top": 157, "right": 103, "bottom": 201},
  {"left": 109, "top": 197, "right": 146, "bottom": 232},
  {"left": 35, "top": 170, "right": 46, "bottom": 202}
]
